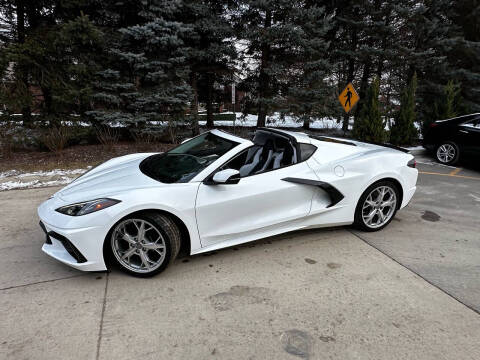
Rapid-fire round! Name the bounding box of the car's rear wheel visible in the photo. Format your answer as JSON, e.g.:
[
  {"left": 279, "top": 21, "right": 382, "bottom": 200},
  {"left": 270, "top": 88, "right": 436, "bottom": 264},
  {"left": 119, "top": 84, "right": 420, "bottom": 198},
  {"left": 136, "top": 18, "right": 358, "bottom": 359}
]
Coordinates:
[
  {"left": 436, "top": 141, "right": 459, "bottom": 165},
  {"left": 109, "top": 212, "right": 180, "bottom": 277},
  {"left": 354, "top": 181, "right": 399, "bottom": 232}
]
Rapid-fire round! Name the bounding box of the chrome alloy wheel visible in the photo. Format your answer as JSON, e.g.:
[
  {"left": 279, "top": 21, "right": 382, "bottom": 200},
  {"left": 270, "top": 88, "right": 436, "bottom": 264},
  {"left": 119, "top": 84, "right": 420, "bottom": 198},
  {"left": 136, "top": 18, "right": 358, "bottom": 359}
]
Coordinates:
[
  {"left": 436, "top": 143, "right": 456, "bottom": 163},
  {"left": 361, "top": 186, "right": 397, "bottom": 229},
  {"left": 111, "top": 219, "right": 166, "bottom": 273}
]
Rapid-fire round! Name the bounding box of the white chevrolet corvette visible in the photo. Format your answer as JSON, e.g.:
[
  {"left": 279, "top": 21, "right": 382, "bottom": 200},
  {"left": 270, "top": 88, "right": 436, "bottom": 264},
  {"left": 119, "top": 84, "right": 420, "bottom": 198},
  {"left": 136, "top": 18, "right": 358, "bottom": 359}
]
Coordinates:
[{"left": 38, "top": 128, "right": 418, "bottom": 276}]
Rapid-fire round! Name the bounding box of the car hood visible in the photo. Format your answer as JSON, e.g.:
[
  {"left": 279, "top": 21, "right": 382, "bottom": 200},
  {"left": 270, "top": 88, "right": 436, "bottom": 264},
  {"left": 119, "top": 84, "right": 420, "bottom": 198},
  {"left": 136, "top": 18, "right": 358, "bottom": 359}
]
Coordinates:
[{"left": 57, "top": 153, "right": 161, "bottom": 203}]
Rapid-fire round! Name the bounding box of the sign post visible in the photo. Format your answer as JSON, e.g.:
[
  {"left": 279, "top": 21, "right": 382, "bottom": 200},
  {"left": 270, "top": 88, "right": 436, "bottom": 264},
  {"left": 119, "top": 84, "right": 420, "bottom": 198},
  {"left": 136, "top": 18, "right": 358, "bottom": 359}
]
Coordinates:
[{"left": 338, "top": 83, "right": 359, "bottom": 113}]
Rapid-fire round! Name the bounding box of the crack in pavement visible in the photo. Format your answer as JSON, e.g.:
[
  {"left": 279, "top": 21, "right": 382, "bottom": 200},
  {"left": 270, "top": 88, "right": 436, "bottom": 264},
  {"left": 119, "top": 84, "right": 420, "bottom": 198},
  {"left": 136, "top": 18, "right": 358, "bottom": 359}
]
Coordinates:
[
  {"left": 0, "top": 274, "right": 87, "bottom": 291},
  {"left": 349, "top": 229, "right": 480, "bottom": 316},
  {"left": 96, "top": 272, "right": 109, "bottom": 360}
]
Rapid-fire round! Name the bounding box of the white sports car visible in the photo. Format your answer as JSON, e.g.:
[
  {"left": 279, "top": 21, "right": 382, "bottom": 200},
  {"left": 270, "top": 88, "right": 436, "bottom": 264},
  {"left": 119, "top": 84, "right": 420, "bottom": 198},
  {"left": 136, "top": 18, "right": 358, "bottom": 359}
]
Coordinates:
[{"left": 38, "top": 128, "right": 418, "bottom": 277}]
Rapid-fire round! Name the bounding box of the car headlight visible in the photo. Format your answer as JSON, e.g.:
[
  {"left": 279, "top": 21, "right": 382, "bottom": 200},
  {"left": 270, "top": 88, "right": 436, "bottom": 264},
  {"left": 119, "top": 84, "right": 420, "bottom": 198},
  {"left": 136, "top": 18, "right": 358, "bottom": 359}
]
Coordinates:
[{"left": 56, "top": 198, "right": 120, "bottom": 216}]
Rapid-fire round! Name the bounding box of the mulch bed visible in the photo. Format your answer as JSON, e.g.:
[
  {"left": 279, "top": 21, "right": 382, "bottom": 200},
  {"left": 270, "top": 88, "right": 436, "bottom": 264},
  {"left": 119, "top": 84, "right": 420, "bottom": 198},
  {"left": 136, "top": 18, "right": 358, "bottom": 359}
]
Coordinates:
[{"left": 0, "top": 142, "right": 175, "bottom": 173}]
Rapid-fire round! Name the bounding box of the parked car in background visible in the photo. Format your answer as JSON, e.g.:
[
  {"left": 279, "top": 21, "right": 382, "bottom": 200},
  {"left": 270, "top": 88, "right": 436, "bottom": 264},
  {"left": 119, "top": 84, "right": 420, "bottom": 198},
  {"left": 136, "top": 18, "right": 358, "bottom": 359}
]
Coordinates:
[{"left": 423, "top": 113, "right": 480, "bottom": 165}]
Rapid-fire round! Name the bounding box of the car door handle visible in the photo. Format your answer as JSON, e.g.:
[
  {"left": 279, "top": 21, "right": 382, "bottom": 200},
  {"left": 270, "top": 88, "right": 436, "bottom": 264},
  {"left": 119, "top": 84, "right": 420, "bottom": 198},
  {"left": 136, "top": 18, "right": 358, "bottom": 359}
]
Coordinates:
[{"left": 459, "top": 130, "right": 469, "bottom": 134}]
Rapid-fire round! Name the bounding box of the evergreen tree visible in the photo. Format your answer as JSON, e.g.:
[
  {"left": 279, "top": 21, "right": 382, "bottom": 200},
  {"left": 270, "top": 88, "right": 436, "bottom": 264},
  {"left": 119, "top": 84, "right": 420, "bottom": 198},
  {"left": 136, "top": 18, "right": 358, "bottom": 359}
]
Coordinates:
[
  {"left": 400, "top": 0, "right": 463, "bottom": 126},
  {"left": 422, "top": 79, "right": 462, "bottom": 133},
  {"left": 89, "top": 0, "right": 192, "bottom": 130},
  {"left": 0, "top": 1, "right": 104, "bottom": 125},
  {"left": 444, "top": 0, "right": 480, "bottom": 113},
  {"left": 390, "top": 73, "right": 418, "bottom": 145},
  {"left": 328, "top": 0, "right": 391, "bottom": 131},
  {"left": 283, "top": 3, "right": 334, "bottom": 129},
  {"left": 352, "top": 77, "right": 385, "bottom": 142},
  {"left": 1, "top": 0, "right": 479, "bottom": 141},
  {"left": 235, "top": 0, "right": 281, "bottom": 127},
  {"left": 236, "top": 0, "right": 333, "bottom": 127},
  {"left": 182, "top": 0, "right": 236, "bottom": 133}
]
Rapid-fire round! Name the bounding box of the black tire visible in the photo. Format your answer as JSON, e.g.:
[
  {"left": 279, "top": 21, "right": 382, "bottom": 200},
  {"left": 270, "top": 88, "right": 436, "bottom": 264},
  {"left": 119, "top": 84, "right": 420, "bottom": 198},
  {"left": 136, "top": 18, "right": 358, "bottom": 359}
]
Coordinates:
[
  {"left": 435, "top": 141, "right": 460, "bottom": 165},
  {"left": 107, "top": 212, "right": 181, "bottom": 277},
  {"left": 354, "top": 180, "right": 400, "bottom": 232}
]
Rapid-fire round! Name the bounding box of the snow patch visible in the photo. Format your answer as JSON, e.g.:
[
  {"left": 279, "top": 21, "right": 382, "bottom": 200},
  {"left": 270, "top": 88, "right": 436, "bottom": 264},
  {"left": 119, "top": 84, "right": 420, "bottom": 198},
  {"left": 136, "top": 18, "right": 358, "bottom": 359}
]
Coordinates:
[
  {"left": 0, "top": 178, "right": 74, "bottom": 191},
  {"left": 16, "top": 168, "right": 87, "bottom": 179},
  {"left": 0, "top": 170, "right": 20, "bottom": 179},
  {"left": 0, "top": 168, "right": 88, "bottom": 191}
]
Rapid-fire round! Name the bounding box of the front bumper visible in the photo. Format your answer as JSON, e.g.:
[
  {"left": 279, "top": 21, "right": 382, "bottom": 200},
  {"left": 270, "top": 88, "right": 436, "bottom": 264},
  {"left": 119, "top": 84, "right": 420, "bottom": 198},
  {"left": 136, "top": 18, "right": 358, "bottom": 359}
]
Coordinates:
[{"left": 38, "top": 200, "right": 109, "bottom": 271}]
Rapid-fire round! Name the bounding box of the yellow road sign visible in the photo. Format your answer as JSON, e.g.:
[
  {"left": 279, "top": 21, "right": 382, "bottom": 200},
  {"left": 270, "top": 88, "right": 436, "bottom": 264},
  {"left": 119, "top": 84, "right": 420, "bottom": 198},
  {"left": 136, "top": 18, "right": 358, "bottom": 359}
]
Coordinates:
[{"left": 338, "top": 83, "right": 359, "bottom": 113}]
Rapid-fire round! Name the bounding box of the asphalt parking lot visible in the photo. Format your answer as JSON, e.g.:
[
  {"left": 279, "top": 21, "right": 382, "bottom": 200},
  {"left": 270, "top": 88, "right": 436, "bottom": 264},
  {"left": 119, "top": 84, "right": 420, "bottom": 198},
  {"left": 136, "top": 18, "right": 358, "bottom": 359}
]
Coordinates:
[{"left": 1, "top": 150, "right": 479, "bottom": 360}]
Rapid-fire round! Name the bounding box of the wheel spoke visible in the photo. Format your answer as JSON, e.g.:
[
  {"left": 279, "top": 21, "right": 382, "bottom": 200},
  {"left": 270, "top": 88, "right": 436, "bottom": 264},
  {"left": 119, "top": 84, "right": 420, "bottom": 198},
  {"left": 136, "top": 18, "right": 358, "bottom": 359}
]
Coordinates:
[
  {"left": 121, "top": 247, "right": 136, "bottom": 261},
  {"left": 139, "top": 250, "right": 151, "bottom": 269},
  {"left": 381, "top": 199, "right": 395, "bottom": 208},
  {"left": 121, "top": 232, "right": 136, "bottom": 245},
  {"left": 377, "top": 210, "right": 385, "bottom": 223},
  {"left": 376, "top": 187, "right": 386, "bottom": 202},
  {"left": 143, "top": 242, "right": 165, "bottom": 250},
  {"left": 136, "top": 221, "right": 146, "bottom": 241},
  {"left": 364, "top": 199, "right": 376, "bottom": 208},
  {"left": 365, "top": 209, "right": 377, "bottom": 225}
]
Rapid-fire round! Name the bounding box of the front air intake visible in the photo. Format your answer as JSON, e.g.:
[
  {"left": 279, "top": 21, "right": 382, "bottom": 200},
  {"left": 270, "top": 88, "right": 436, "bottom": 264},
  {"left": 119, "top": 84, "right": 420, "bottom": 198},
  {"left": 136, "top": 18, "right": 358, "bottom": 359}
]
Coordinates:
[{"left": 48, "top": 231, "right": 87, "bottom": 263}]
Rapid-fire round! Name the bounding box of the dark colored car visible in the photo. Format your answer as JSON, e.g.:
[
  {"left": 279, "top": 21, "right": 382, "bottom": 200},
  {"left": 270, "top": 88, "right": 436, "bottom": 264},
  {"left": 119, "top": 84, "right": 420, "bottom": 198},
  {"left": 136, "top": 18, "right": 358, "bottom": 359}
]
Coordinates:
[{"left": 423, "top": 113, "right": 480, "bottom": 165}]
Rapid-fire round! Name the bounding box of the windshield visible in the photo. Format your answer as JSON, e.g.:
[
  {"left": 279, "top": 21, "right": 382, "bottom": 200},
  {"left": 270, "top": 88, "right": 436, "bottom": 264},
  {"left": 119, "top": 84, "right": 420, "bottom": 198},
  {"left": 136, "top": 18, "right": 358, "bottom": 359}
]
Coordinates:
[{"left": 139, "top": 132, "right": 239, "bottom": 183}]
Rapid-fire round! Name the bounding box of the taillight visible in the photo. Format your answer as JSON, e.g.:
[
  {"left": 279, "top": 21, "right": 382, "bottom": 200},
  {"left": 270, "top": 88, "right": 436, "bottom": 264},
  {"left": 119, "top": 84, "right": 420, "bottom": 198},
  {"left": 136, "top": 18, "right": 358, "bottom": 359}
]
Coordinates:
[
  {"left": 407, "top": 158, "right": 416, "bottom": 168},
  {"left": 430, "top": 122, "right": 438, "bottom": 128}
]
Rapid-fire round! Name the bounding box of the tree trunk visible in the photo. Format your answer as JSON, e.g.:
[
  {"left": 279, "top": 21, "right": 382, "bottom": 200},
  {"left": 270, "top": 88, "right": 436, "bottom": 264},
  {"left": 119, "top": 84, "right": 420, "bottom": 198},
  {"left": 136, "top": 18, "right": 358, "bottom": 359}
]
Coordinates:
[
  {"left": 206, "top": 73, "right": 214, "bottom": 128},
  {"left": 190, "top": 72, "right": 199, "bottom": 135},
  {"left": 376, "top": 8, "right": 392, "bottom": 79},
  {"left": 42, "top": 86, "right": 59, "bottom": 126},
  {"left": 356, "top": 59, "right": 372, "bottom": 117},
  {"left": 16, "top": 0, "right": 32, "bottom": 128},
  {"left": 16, "top": 0, "right": 25, "bottom": 43},
  {"left": 303, "top": 120, "right": 310, "bottom": 130},
  {"left": 257, "top": 9, "right": 272, "bottom": 128}
]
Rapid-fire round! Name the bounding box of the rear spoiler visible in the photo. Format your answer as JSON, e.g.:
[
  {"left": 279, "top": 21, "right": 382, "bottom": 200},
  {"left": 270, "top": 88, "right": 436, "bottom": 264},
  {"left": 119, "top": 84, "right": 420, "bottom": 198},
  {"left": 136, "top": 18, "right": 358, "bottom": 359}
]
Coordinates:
[
  {"left": 312, "top": 135, "right": 410, "bottom": 153},
  {"left": 367, "top": 141, "right": 410, "bottom": 153}
]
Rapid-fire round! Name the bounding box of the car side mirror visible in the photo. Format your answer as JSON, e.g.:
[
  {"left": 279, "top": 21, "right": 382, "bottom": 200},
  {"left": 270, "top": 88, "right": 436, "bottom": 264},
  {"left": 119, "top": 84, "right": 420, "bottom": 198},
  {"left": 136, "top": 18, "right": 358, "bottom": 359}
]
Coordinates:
[{"left": 211, "top": 169, "right": 240, "bottom": 185}]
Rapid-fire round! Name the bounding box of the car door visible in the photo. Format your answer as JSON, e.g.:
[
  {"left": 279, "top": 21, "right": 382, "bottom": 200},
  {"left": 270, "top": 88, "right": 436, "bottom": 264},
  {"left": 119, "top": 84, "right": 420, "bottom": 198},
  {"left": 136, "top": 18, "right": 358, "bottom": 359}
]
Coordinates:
[
  {"left": 195, "top": 161, "right": 318, "bottom": 247},
  {"left": 458, "top": 119, "right": 480, "bottom": 157}
]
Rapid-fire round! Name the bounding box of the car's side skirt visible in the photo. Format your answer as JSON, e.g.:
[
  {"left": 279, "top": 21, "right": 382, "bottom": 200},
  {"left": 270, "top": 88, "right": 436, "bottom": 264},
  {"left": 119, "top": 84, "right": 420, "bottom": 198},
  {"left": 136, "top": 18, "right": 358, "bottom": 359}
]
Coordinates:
[{"left": 190, "top": 209, "right": 352, "bottom": 255}]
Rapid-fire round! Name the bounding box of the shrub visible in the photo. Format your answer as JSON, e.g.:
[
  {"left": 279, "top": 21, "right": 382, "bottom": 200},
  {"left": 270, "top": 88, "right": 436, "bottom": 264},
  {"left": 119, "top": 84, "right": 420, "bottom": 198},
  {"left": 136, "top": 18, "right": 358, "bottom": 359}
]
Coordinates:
[
  {"left": 390, "top": 73, "right": 418, "bottom": 146},
  {"left": 96, "top": 126, "right": 119, "bottom": 150},
  {"left": 130, "top": 128, "right": 163, "bottom": 151},
  {"left": 0, "top": 120, "right": 15, "bottom": 158},
  {"left": 131, "top": 129, "right": 159, "bottom": 144},
  {"left": 168, "top": 119, "right": 179, "bottom": 144},
  {"left": 41, "top": 126, "right": 71, "bottom": 153},
  {"left": 352, "top": 77, "right": 386, "bottom": 143}
]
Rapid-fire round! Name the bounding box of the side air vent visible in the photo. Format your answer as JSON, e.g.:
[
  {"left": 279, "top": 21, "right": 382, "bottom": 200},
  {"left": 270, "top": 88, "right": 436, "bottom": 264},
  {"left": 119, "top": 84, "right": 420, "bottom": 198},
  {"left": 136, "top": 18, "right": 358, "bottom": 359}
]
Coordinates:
[{"left": 282, "top": 177, "right": 344, "bottom": 207}]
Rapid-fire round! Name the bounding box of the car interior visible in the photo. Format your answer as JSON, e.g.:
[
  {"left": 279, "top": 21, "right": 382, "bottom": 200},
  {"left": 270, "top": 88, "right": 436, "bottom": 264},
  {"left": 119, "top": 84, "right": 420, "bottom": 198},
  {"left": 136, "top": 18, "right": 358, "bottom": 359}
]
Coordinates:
[
  {"left": 464, "top": 118, "right": 480, "bottom": 129},
  {"left": 221, "top": 130, "right": 298, "bottom": 177}
]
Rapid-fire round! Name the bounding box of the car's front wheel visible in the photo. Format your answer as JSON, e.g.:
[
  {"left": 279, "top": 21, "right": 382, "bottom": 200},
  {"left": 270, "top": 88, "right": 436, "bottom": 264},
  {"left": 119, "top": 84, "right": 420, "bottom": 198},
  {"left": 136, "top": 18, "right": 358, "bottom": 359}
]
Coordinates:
[
  {"left": 436, "top": 141, "right": 459, "bottom": 165},
  {"left": 354, "top": 181, "right": 399, "bottom": 232},
  {"left": 109, "top": 212, "right": 180, "bottom": 277}
]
